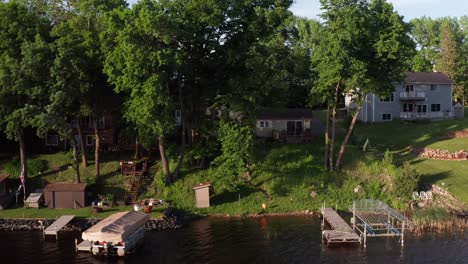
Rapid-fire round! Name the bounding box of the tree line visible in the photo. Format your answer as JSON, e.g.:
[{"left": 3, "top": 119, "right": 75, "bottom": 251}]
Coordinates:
[{"left": 0, "top": 0, "right": 466, "bottom": 194}]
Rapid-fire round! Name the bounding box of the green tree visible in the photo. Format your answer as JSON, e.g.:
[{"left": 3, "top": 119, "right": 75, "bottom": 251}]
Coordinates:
[
  {"left": 312, "top": 0, "right": 414, "bottom": 170},
  {"left": 437, "top": 22, "right": 460, "bottom": 99},
  {"left": 212, "top": 121, "right": 255, "bottom": 193},
  {"left": 0, "top": 1, "right": 52, "bottom": 191}
]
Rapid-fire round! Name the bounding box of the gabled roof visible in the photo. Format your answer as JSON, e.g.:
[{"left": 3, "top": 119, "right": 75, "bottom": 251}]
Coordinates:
[
  {"left": 0, "top": 175, "right": 9, "bottom": 183},
  {"left": 404, "top": 72, "right": 452, "bottom": 84},
  {"left": 44, "top": 183, "right": 86, "bottom": 192},
  {"left": 257, "top": 108, "right": 314, "bottom": 120}
]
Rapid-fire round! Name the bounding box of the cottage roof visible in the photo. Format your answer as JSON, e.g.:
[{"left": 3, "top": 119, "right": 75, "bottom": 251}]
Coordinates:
[
  {"left": 404, "top": 72, "right": 452, "bottom": 84},
  {"left": 257, "top": 108, "right": 314, "bottom": 120},
  {"left": 44, "top": 183, "right": 86, "bottom": 192},
  {"left": 0, "top": 175, "right": 9, "bottom": 183},
  {"left": 193, "top": 182, "right": 211, "bottom": 190}
]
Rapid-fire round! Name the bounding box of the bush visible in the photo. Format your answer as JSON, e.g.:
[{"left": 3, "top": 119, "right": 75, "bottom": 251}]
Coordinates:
[
  {"left": 392, "top": 162, "right": 420, "bottom": 201},
  {"left": 3, "top": 159, "right": 48, "bottom": 177}
]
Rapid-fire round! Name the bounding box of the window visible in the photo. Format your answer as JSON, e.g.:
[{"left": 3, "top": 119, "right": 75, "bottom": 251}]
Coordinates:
[
  {"left": 98, "top": 117, "right": 105, "bottom": 129},
  {"left": 380, "top": 93, "right": 394, "bottom": 102},
  {"left": 403, "top": 104, "right": 414, "bottom": 112},
  {"left": 430, "top": 84, "right": 439, "bottom": 91},
  {"left": 45, "top": 135, "right": 59, "bottom": 146},
  {"left": 175, "top": 110, "right": 181, "bottom": 124},
  {"left": 431, "top": 104, "right": 441, "bottom": 112},
  {"left": 86, "top": 135, "right": 95, "bottom": 146},
  {"left": 382, "top": 114, "right": 392, "bottom": 121},
  {"left": 405, "top": 84, "right": 414, "bottom": 92},
  {"left": 258, "top": 120, "right": 270, "bottom": 128}
]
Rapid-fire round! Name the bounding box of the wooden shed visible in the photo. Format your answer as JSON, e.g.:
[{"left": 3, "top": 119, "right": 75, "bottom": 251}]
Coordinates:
[
  {"left": 193, "top": 182, "right": 211, "bottom": 208},
  {"left": 453, "top": 102, "right": 464, "bottom": 119},
  {"left": 0, "top": 175, "right": 13, "bottom": 210},
  {"left": 44, "top": 183, "right": 86, "bottom": 209}
]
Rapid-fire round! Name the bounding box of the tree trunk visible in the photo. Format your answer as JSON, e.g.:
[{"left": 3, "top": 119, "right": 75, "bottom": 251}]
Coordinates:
[
  {"left": 18, "top": 128, "right": 28, "bottom": 200},
  {"left": 335, "top": 106, "right": 362, "bottom": 170},
  {"left": 324, "top": 103, "right": 330, "bottom": 170},
  {"left": 158, "top": 135, "right": 170, "bottom": 182},
  {"left": 77, "top": 122, "right": 87, "bottom": 167},
  {"left": 329, "top": 83, "right": 339, "bottom": 172},
  {"left": 92, "top": 118, "right": 100, "bottom": 178},
  {"left": 134, "top": 135, "right": 140, "bottom": 160},
  {"left": 70, "top": 135, "right": 81, "bottom": 183},
  {"left": 173, "top": 85, "right": 185, "bottom": 181}
]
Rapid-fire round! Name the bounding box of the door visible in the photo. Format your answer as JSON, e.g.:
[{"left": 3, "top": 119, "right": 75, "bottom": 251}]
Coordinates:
[
  {"left": 405, "top": 85, "right": 414, "bottom": 93},
  {"left": 417, "top": 104, "right": 427, "bottom": 116},
  {"left": 287, "top": 121, "right": 303, "bottom": 136}
]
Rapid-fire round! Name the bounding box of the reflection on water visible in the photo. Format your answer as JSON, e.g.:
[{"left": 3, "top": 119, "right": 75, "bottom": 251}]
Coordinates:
[{"left": 0, "top": 216, "right": 466, "bottom": 263}]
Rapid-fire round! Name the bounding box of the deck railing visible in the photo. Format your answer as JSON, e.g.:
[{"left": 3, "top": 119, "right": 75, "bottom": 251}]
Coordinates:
[
  {"left": 400, "top": 112, "right": 453, "bottom": 120},
  {"left": 399, "top": 91, "right": 425, "bottom": 100}
]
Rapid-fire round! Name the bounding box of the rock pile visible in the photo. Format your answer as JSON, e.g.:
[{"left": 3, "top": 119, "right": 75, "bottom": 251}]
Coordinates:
[
  {"left": 0, "top": 207, "right": 186, "bottom": 231},
  {"left": 419, "top": 148, "right": 468, "bottom": 160}
]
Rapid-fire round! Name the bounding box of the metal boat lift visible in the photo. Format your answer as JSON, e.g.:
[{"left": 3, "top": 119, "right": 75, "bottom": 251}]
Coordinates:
[{"left": 350, "top": 199, "right": 413, "bottom": 248}]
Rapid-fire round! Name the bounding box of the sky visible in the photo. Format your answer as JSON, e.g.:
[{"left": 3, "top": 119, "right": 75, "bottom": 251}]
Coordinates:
[
  {"left": 291, "top": 0, "right": 468, "bottom": 21},
  {"left": 125, "top": 0, "right": 467, "bottom": 21}
]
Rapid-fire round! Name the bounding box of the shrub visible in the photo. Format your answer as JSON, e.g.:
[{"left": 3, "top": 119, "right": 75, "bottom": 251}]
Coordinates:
[
  {"left": 392, "top": 162, "right": 420, "bottom": 201},
  {"left": 3, "top": 159, "right": 48, "bottom": 177}
]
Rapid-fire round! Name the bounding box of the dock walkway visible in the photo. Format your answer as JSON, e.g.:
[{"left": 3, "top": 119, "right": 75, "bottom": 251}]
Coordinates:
[
  {"left": 44, "top": 215, "right": 75, "bottom": 239},
  {"left": 321, "top": 207, "right": 360, "bottom": 245}
]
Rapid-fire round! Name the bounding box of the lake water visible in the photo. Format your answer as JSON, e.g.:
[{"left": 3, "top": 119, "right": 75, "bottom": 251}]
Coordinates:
[{"left": 0, "top": 216, "right": 466, "bottom": 263}]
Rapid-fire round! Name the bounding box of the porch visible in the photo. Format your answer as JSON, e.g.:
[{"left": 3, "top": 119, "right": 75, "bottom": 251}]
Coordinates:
[{"left": 400, "top": 111, "right": 454, "bottom": 120}]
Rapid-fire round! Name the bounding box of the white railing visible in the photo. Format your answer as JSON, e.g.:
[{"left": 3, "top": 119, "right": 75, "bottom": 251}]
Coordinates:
[
  {"left": 399, "top": 92, "right": 425, "bottom": 99},
  {"left": 400, "top": 112, "right": 453, "bottom": 119}
]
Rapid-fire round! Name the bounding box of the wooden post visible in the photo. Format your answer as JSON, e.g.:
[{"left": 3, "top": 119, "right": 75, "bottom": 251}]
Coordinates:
[
  {"left": 352, "top": 201, "right": 356, "bottom": 231},
  {"left": 401, "top": 221, "right": 405, "bottom": 246},
  {"left": 363, "top": 223, "right": 367, "bottom": 248}
]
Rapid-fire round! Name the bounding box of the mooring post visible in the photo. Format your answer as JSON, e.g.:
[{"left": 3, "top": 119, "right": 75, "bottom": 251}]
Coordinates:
[
  {"left": 352, "top": 201, "right": 356, "bottom": 231},
  {"left": 363, "top": 222, "right": 367, "bottom": 248},
  {"left": 401, "top": 221, "right": 405, "bottom": 246}
]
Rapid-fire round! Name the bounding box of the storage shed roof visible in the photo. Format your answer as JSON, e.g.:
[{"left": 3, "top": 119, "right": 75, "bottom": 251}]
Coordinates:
[{"left": 44, "top": 183, "right": 86, "bottom": 192}]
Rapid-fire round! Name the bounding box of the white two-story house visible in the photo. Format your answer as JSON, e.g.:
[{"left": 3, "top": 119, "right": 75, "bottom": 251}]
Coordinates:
[{"left": 346, "top": 72, "right": 453, "bottom": 122}]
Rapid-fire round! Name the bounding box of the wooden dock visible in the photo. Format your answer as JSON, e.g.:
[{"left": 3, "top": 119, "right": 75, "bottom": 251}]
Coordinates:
[
  {"left": 321, "top": 207, "right": 360, "bottom": 245},
  {"left": 44, "top": 215, "right": 75, "bottom": 239}
]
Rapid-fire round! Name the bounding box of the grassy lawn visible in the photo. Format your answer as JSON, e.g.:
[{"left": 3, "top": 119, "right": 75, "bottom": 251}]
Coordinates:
[{"left": 353, "top": 115, "right": 468, "bottom": 204}]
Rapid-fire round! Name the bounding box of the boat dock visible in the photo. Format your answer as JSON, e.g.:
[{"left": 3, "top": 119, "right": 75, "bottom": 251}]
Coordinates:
[
  {"left": 350, "top": 199, "right": 413, "bottom": 247},
  {"left": 320, "top": 206, "right": 361, "bottom": 245},
  {"left": 44, "top": 215, "right": 75, "bottom": 239}
]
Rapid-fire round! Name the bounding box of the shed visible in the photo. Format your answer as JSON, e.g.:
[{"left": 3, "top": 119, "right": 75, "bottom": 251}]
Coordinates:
[
  {"left": 44, "top": 183, "right": 86, "bottom": 209},
  {"left": 453, "top": 102, "right": 464, "bottom": 119},
  {"left": 193, "top": 182, "right": 211, "bottom": 208},
  {"left": 0, "top": 175, "right": 13, "bottom": 210}
]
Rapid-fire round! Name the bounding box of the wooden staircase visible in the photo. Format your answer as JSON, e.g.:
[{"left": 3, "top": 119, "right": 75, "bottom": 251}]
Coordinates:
[{"left": 124, "top": 161, "right": 148, "bottom": 205}]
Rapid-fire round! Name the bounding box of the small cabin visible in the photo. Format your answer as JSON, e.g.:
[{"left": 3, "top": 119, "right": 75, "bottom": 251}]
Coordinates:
[
  {"left": 44, "top": 183, "right": 86, "bottom": 209},
  {"left": 193, "top": 182, "right": 211, "bottom": 208},
  {"left": 453, "top": 102, "right": 464, "bottom": 119},
  {"left": 256, "top": 108, "right": 315, "bottom": 142},
  {"left": 0, "top": 175, "right": 13, "bottom": 210}
]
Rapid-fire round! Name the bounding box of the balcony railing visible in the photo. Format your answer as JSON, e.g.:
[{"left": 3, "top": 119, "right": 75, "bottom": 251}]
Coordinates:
[
  {"left": 400, "top": 112, "right": 453, "bottom": 120},
  {"left": 399, "top": 92, "right": 426, "bottom": 100}
]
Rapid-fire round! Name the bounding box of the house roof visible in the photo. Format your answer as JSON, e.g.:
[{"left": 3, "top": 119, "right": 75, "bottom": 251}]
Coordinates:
[
  {"left": 404, "top": 72, "right": 452, "bottom": 84},
  {"left": 44, "top": 183, "right": 86, "bottom": 192},
  {"left": 257, "top": 108, "right": 314, "bottom": 120},
  {"left": 0, "top": 175, "right": 9, "bottom": 183}
]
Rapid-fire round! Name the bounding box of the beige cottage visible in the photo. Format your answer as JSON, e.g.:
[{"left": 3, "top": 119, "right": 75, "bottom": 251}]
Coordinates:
[
  {"left": 193, "top": 182, "right": 211, "bottom": 208},
  {"left": 255, "top": 108, "right": 314, "bottom": 142}
]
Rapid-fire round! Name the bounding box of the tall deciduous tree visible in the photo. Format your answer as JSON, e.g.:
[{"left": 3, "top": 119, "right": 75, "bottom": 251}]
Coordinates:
[
  {"left": 0, "top": 1, "right": 52, "bottom": 191},
  {"left": 437, "top": 22, "right": 461, "bottom": 101},
  {"left": 313, "top": 0, "right": 414, "bottom": 170}
]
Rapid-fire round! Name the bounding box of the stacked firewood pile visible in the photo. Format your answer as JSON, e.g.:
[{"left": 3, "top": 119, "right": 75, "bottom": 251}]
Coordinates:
[{"left": 419, "top": 148, "right": 468, "bottom": 160}]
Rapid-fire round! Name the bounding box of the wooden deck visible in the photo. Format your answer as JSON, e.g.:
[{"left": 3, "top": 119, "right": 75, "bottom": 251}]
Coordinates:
[
  {"left": 321, "top": 207, "right": 360, "bottom": 245},
  {"left": 44, "top": 215, "right": 75, "bottom": 239}
]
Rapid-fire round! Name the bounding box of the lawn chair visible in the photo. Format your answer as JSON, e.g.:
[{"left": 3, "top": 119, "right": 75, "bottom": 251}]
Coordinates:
[
  {"left": 425, "top": 191, "right": 433, "bottom": 200},
  {"left": 419, "top": 191, "right": 427, "bottom": 200},
  {"left": 412, "top": 192, "right": 420, "bottom": 201}
]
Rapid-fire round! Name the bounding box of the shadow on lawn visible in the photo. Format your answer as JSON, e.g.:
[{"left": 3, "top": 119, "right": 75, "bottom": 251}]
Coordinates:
[{"left": 210, "top": 186, "right": 257, "bottom": 206}]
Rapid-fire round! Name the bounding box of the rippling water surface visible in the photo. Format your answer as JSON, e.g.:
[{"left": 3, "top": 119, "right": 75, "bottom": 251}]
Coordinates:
[{"left": 0, "top": 216, "right": 466, "bottom": 263}]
